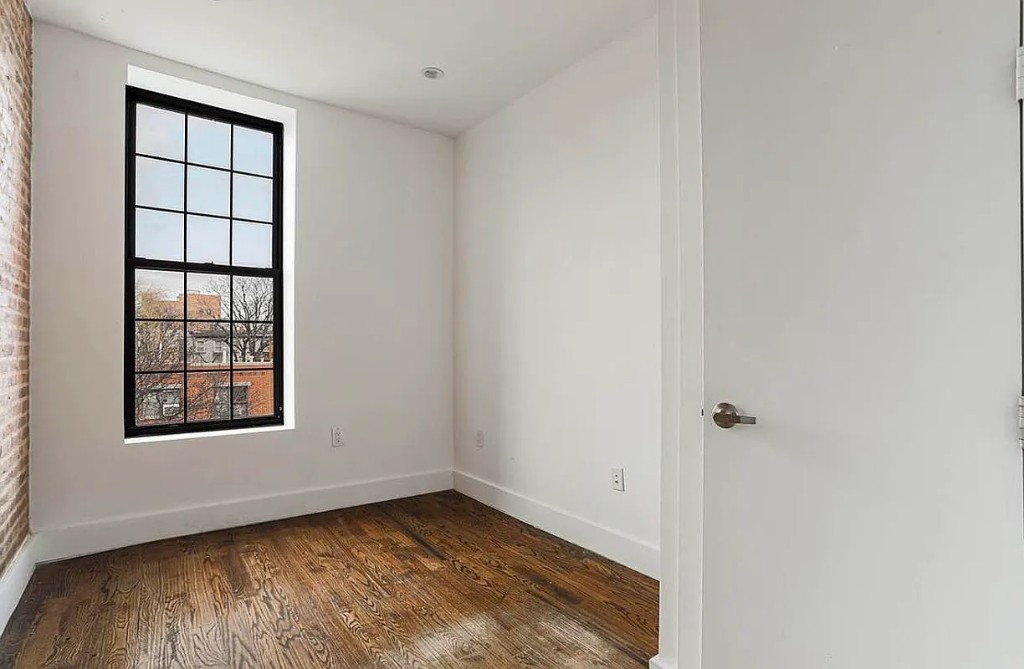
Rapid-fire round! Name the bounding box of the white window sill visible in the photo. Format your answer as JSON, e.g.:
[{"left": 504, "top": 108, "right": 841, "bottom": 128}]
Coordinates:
[{"left": 126, "top": 424, "right": 294, "bottom": 446}]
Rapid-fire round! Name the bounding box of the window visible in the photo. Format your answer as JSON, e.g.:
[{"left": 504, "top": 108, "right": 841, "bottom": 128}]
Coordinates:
[
  {"left": 213, "top": 384, "right": 250, "bottom": 420},
  {"left": 125, "top": 87, "right": 283, "bottom": 437},
  {"left": 224, "top": 384, "right": 251, "bottom": 417},
  {"left": 141, "top": 387, "right": 182, "bottom": 421}
]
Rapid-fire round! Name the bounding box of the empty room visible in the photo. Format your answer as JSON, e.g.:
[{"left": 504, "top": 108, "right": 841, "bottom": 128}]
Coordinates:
[{"left": 0, "top": 0, "right": 1023, "bottom": 668}]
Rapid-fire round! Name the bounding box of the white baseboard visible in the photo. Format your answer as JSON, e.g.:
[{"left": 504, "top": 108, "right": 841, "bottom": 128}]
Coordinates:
[
  {"left": 33, "top": 469, "right": 453, "bottom": 563},
  {"left": 0, "top": 537, "right": 37, "bottom": 635},
  {"left": 452, "top": 470, "right": 659, "bottom": 578},
  {"left": 649, "top": 654, "right": 674, "bottom": 669}
]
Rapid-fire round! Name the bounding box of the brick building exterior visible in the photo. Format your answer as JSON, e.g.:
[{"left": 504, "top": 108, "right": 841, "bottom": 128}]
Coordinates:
[{"left": 135, "top": 290, "right": 274, "bottom": 426}]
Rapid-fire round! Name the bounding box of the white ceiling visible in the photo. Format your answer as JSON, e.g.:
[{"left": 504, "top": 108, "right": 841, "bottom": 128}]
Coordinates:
[{"left": 28, "top": 0, "right": 656, "bottom": 136}]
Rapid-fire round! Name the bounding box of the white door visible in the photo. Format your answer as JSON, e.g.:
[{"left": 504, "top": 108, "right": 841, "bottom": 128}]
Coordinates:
[{"left": 696, "top": 0, "right": 1024, "bottom": 667}]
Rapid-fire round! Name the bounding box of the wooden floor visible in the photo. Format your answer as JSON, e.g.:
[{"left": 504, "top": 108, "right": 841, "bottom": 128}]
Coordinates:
[{"left": 0, "top": 491, "right": 658, "bottom": 668}]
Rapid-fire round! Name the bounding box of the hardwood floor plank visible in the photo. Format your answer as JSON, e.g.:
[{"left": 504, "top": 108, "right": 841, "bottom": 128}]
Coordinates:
[
  {"left": 381, "top": 493, "right": 659, "bottom": 661},
  {"left": 0, "top": 492, "right": 658, "bottom": 668}
]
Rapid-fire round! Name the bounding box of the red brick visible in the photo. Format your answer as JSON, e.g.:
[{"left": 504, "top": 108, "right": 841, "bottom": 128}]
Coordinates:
[{"left": 0, "top": 0, "right": 31, "bottom": 575}]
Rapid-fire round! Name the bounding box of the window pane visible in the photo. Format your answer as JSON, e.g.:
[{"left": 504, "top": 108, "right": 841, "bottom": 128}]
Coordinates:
[
  {"left": 232, "top": 323, "right": 273, "bottom": 365},
  {"left": 186, "top": 273, "right": 230, "bottom": 320},
  {"left": 187, "top": 215, "right": 229, "bottom": 265},
  {"left": 135, "top": 322, "right": 184, "bottom": 372},
  {"left": 233, "top": 126, "right": 273, "bottom": 176},
  {"left": 135, "top": 209, "right": 183, "bottom": 261},
  {"left": 187, "top": 117, "right": 230, "bottom": 168},
  {"left": 187, "top": 371, "right": 230, "bottom": 422},
  {"left": 232, "top": 221, "right": 272, "bottom": 268},
  {"left": 232, "top": 275, "right": 273, "bottom": 321},
  {"left": 233, "top": 370, "right": 274, "bottom": 417},
  {"left": 233, "top": 174, "right": 273, "bottom": 222},
  {"left": 135, "top": 269, "right": 184, "bottom": 319},
  {"left": 187, "top": 322, "right": 230, "bottom": 370},
  {"left": 187, "top": 166, "right": 230, "bottom": 216},
  {"left": 136, "top": 157, "right": 184, "bottom": 210},
  {"left": 136, "top": 105, "right": 184, "bottom": 160},
  {"left": 135, "top": 373, "right": 184, "bottom": 426}
]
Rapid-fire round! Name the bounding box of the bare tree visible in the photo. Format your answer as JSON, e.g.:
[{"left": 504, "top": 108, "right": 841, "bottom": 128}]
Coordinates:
[
  {"left": 134, "top": 287, "right": 185, "bottom": 423},
  {"left": 133, "top": 276, "right": 274, "bottom": 426},
  {"left": 195, "top": 275, "right": 274, "bottom": 364}
]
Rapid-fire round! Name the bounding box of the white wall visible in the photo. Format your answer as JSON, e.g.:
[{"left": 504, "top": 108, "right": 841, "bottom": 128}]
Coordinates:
[
  {"left": 30, "top": 24, "right": 454, "bottom": 542},
  {"left": 453, "top": 19, "right": 661, "bottom": 577}
]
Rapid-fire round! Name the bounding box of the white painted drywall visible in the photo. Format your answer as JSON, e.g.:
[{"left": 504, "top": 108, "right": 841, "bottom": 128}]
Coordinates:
[
  {"left": 659, "top": 0, "right": 1024, "bottom": 667},
  {"left": 453, "top": 20, "right": 661, "bottom": 576},
  {"left": 31, "top": 24, "right": 454, "bottom": 533}
]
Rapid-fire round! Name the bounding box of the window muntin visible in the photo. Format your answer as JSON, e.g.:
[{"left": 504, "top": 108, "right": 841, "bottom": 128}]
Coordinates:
[{"left": 126, "top": 87, "right": 284, "bottom": 437}]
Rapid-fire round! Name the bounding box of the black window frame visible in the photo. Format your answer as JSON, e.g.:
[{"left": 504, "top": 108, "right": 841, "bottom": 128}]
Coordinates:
[{"left": 124, "top": 86, "right": 284, "bottom": 438}]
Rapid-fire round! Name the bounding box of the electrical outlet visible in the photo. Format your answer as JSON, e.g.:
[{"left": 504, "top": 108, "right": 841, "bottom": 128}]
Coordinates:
[
  {"left": 475, "top": 430, "right": 485, "bottom": 448},
  {"left": 611, "top": 468, "right": 625, "bottom": 492},
  {"left": 332, "top": 427, "right": 345, "bottom": 448}
]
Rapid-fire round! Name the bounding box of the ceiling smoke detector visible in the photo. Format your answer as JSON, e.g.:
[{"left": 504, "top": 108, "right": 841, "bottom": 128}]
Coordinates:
[{"left": 421, "top": 67, "right": 445, "bottom": 80}]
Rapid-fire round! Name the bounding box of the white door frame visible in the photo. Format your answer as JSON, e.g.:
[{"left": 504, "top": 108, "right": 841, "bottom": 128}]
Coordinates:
[{"left": 654, "top": 1, "right": 705, "bottom": 668}]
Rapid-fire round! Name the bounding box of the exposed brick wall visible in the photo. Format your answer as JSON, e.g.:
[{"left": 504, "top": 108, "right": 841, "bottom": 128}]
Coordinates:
[{"left": 0, "top": 0, "right": 30, "bottom": 575}]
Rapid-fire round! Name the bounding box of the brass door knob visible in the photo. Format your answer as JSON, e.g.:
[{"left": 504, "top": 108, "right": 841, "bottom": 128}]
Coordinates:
[{"left": 712, "top": 402, "right": 757, "bottom": 429}]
